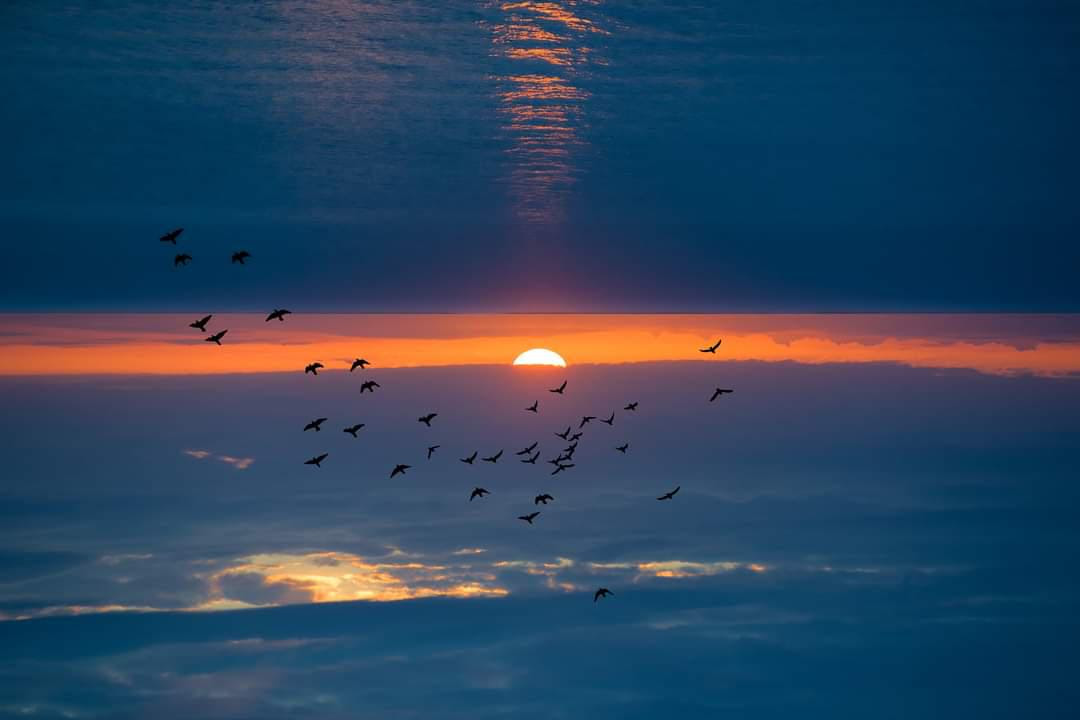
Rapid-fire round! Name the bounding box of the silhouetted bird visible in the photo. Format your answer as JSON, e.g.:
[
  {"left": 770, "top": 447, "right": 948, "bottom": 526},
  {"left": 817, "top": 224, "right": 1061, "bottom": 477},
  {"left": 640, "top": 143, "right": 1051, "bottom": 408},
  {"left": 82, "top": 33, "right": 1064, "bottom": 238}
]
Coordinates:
[
  {"left": 555, "top": 426, "right": 572, "bottom": 440},
  {"left": 564, "top": 441, "right": 578, "bottom": 455},
  {"left": 700, "top": 339, "right": 722, "bottom": 353},
  {"left": 189, "top": 315, "right": 212, "bottom": 332},
  {"left": 418, "top": 413, "right": 438, "bottom": 427},
  {"left": 657, "top": 485, "right": 681, "bottom": 501},
  {"left": 390, "top": 463, "right": 410, "bottom": 478},
  {"left": 518, "top": 511, "right": 540, "bottom": 524},
  {"left": 551, "top": 463, "right": 574, "bottom": 475},
  {"left": 174, "top": 253, "right": 192, "bottom": 267},
  {"left": 343, "top": 423, "right": 365, "bottom": 437},
  {"left": 231, "top": 250, "right": 251, "bottom": 264},
  {"left": 616, "top": 443, "right": 629, "bottom": 454},
  {"left": 548, "top": 456, "right": 567, "bottom": 467},
  {"left": 482, "top": 450, "right": 503, "bottom": 464},
  {"left": 522, "top": 451, "right": 539, "bottom": 464},
  {"left": 710, "top": 388, "right": 734, "bottom": 402},
  {"left": 549, "top": 380, "right": 567, "bottom": 394},
  {"left": 305, "top": 453, "right": 328, "bottom": 468},
  {"left": 160, "top": 228, "right": 183, "bottom": 244},
  {"left": 266, "top": 309, "right": 292, "bottom": 322},
  {"left": 525, "top": 400, "right": 538, "bottom": 413},
  {"left": 205, "top": 330, "right": 228, "bottom": 345},
  {"left": 569, "top": 432, "right": 583, "bottom": 442},
  {"left": 461, "top": 451, "right": 478, "bottom": 465},
  {"left": 534, "top": 493, "right": 554, "bottom": 505},
  {"left": 601, "top": 412, "right": 615, "bottom": 426},
  {"left": 594, "top": 587, "right": 614, "bottom": 602},
  {"left": 579, "top": 416, "right": 595, "bottom": 428},
  {"left": 427, "top": 445, "right": 440, "bottom": 459},
  {"left": 350, "top": 358, "right": 370, "bottom": 371},
  {"left": 305, "top": 362, "right": 324, "bottom": 375},
  {"left": 304, "top": 417, "right": 327, "bottom": 432},
  {"left": 360, "top": 380, "right": 380, "bottom": 393},
  {"left": 470, "top": 487, "right": 490, "bottom": 501},
  {"left": 624, "top": 402, "right": 638, "bottom": 411},
  {"left": 516, "top": 442, "right": 538, "bottom": 456}
]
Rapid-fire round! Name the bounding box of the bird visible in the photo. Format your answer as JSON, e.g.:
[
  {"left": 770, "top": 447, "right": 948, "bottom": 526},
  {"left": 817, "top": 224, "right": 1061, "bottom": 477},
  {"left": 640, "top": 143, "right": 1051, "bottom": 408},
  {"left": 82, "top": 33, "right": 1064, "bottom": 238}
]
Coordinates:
[
  {"left": 551, "top": 463, "right": 574, "bottom": 475},
  {"left": 469, "top": 487, "right": 490, "bottom": 501},
  {"left": 266, "top": 309, "right": 291, "bottom": 322},
  {"left": 624, "top": 402, "right": 638, "bottom": 411},
  {"left": 710, "top": 388, "right": 734, "bottom": 402},
  {"left": 427, "top": 445, "right": 440, "bottom": 459},
  {"left": 482, "top": 450, "right": 503, "bottom": 464},
  {"left": 304, "top": 417, "right": 328, "bottom": 432},
  {"left": 360, "top": 380, "right": 380, "bottom": 393},
  {"left": 579, "top": 416, "right": 595, "bottom": 428},
  {"left": 350, "top": 358, "right": 370, "bottom": 371},
  {"left": 390, "top": 464, "right": 410, "bottom": 478},
  {"left": 534, "top": 493, "right": 554, "bottom": 505},
  {"left": 518, "top": 511, "right": 540, "bottom": 524},
  {"left": 569, "top": 432, "right": 583, "bottom": 442},
  {"left": 460, "top": 451, "right": 478, "bottom": 465},
  {"left": 549, "top": 380, "right": 567, "bottom": 394},
  {"left": 231, "top": 250, "right": 251, "bottom": 264},
  {"left": 615, "top": 443, "right": 629, "bottom": 454},
  {"left": 657, "top": 485, "right": 681, "bottom": 501},
  {"left": 525, "top": 400, "right": 538, "bottom": 413},
  {"left": 305, "top": 362, "right": 324, "bottom": 375},
  {"left": 594, "top": 588, "right": 614, "bottom": 602},
  {"left": 522, "top": 451, "right": 539, "bottom": 464},
  {"left": 159, "top": 228, "right": 184, "bottom": 244},
  {"left": 343, "top": 423, "right": 365, "bottom": 437},
  {"left": 555, "top": 426, "right": 572, "bottom": 440},
  {"left": 174, "top": 253, "right": 192, "bottom": 267},
  {"left": 700, "top": 339, "right": 722, "bottom": 353},
  {"left": 189, "top": 315, "right": 212, "bottom": 332},
  {"left": 601, "top": 412, "right": 615, "bottom": 426},
  {"left": 548, "top": 455, "right": 567, "bottom": 467},
  {"left": 564, "top": 441, "right": 578, "bottom": 455},
  {"left": 305, "top": 453, "right": 328, "bottom": 468},
  {"left": 516, "top": 442, "right": 538, "bottom": 456},
  {"left": 205, "top": 330, "right": 228, "bottom": 345},
  {"left": 418, "top": 413, "right": 438, "bottom": 427}
]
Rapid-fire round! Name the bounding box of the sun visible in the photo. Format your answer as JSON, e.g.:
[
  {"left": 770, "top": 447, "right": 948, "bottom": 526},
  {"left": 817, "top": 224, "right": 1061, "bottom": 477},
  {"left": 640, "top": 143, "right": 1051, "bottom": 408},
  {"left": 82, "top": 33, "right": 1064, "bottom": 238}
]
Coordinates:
[{"left": 513, "top": 348, "right": 567, "bottom": 367}]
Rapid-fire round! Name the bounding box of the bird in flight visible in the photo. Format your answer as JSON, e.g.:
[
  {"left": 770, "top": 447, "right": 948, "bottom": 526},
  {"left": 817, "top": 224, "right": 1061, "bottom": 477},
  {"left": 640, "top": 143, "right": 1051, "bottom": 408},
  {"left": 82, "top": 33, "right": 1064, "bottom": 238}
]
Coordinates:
[
  {"left": 594, "top": 587, "right": 614, "bottom": 602},
  {"left": 549, "top": 380, "right": 567, "bottom": 394},
  {"left": 390, "top": 464, "right": 410, "bottom": 478},
  {"left": 569, "top": 431, "right": 583, "bottom": 442},
  {"left": 305, "top": 453, "right": 328, "bottom": 468},
  {"left": 205, "top": 329, "right": 228, "bottom": 345},
  {"left": 534, "top": 493, "right": 554, "bottom": 505},
  {"left": 551, "top": 463, "right": 574, "bottom": 475},
  {"left": 343, "top": 423, "right": 365, "bottom": 437},
  {"left": 231, "top": 250, "right": 251, "bottom": 264},
  {"left": 305, "top": 362, "right": 324, "bottom": 375},
  {"left": 548, "top": 455, "right": 568, "bottom": 467},
  {"left": 189, "top": 315, "right": 212, "bottom": 332},
  {"left": 304, "top": 417, "right": 327, "bottom": 432},
  {"left": 469, "top": 487, "right": 490, "bottom": 501},
  {"left": 555, "top": 426, "right": 572, "bottom": 440},
  {"left": 350, "top": 358, "right": 370, "bottom": 371},
  {"left": 174, "top": 253, "right": 192, "bottom": 267},
  {"left": 266, "top": 309, "right": 291, "bottom": 322},
  {"left": 657, "top": 485, "right": 681, "bottom": 501},
  {"left": 518, "top": 511, "right": 540, "bottom": 525},
  {"left": 601, "top": 412, "right": 615, "bottom": 426},
  {"left": 418, "top": 413, "right": 438, "bottom": 427},
  {"left": 427, "top": 445, "right": 440, "bottom": 459},
  {"left": 360, "top": 380, "right": 380, "bottom": 393},
  {"left": 159, "top": 228, "right": 184, "bottom": 244},
  {"left": 616, "top": 443, "right": 629, "bottom": 454},
  {"left": 624, "top": 402, "right": 638, "bottom": 411},
  {"left": 460, "top": 451, "right": 478, "bottom": 465},
  {"left": 525, "top": 400, "right": 538, "bottom": 413},
  {"left": 522, "top": 451, "right": 539, "bottom": 464},
  {"left": 564, "top": 441, "right": 578, "bottom": 456},
  {"left": 482, "top": 450, "right": 503, "bottom": 464},
  {"left": 579, "top": 416, "right": 596, "bottom": 428},
  {"left": 516, "top": 442, "right": 538, "bottom": 456},
  {"left": 700, "top": 339, "right": 722, "bottom": 353},
  {"left": 710, "top": 388, "right": 734, "bottom": 402}
]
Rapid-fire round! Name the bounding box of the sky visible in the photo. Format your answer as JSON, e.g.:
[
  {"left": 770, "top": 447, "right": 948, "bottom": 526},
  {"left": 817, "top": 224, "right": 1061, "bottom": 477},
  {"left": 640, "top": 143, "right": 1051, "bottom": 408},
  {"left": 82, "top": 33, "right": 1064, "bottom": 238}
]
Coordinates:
[{"left": 4, "top": 2, "right": 1080, "bottom": 719}]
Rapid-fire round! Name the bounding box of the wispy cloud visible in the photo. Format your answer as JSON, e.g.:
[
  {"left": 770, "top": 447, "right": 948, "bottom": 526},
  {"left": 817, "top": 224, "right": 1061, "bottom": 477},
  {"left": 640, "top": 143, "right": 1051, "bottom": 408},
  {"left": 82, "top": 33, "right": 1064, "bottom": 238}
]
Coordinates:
[{"left": 183, "top": 449, "right": 254, "bottom": 470}]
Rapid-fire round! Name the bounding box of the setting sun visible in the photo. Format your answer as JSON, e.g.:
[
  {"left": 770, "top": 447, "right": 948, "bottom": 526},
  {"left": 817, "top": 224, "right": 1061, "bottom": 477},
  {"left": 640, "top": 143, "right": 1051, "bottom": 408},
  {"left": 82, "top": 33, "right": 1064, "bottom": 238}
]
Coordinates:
[{"left": 513, "top": 347, "right": 567, "bottom": 367}]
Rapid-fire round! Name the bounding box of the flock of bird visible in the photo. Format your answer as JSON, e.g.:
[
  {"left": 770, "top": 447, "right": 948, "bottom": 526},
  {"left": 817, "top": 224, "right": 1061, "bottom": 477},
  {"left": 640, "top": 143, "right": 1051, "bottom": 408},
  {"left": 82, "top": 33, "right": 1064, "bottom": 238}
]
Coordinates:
[{"left": 163, "top": 227, "right": 734, "bottom": 604}]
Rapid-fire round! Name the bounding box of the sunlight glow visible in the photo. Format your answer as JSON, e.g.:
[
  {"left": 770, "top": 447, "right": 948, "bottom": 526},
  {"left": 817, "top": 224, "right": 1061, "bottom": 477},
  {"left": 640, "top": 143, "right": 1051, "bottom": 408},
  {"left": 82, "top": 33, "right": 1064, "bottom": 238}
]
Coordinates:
[{"left": 513, "top": 347, "right": 567, "bottom": 367}]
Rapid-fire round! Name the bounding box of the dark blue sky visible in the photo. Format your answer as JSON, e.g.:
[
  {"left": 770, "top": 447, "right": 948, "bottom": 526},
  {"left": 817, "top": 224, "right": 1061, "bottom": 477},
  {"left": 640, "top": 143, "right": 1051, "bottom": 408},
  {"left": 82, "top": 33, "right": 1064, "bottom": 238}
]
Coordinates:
[{"left": 2, "top": 0, "right": 1079, "bottom": 311}]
